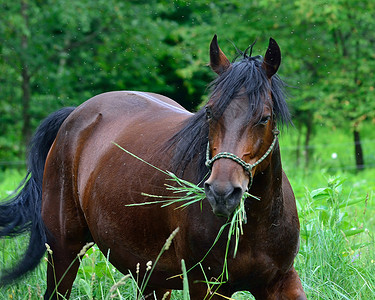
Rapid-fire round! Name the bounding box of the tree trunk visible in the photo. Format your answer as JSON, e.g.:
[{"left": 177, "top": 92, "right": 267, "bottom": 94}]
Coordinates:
[
  {"left": 20, "top": 0, "right": 32, "bottom": 146},
  {"left": 352, "top": 41, "right": 364, "bottom": 172},
  {"left": 353, "top": 127, "right": 365, "bottom": 171}
]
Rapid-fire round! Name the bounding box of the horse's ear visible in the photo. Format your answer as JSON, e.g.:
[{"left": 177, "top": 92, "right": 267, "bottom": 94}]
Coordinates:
[
  {"left": 262, "top": 38, "right": 281, "bottom": 78},
  {"left": 210, "top": 34, "right": 230, "bottom": 75}
]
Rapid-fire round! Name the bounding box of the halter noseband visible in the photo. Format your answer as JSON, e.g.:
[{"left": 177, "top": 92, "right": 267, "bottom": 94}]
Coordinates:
[{"left": 205, "top": 128, "right": 280, "bottom": 190}]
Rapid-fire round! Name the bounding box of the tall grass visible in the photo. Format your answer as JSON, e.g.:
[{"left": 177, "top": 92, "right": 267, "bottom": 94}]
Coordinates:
[
  {"left": 296, "top": 176, "right": 375, "bottom": 299},
  {"left": 1, "top": 172, "right": 374, "bottom": 299}
]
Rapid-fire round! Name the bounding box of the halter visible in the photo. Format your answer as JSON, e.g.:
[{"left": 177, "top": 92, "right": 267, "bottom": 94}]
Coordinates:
[{"left": 205, "top": 128, "right": 280, "bottom": 190}]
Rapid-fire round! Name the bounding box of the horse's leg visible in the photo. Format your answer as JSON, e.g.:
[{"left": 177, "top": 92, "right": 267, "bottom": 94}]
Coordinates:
[
  {"left": 44, "top": 239, "right": 89, "bottom": 300},
  {"left": 276, "top": 267, "right": 306, "bottom": 300},
  {"left": 42, "top": 185, "right": 91, "bottom": 299},
  {"left": 252, "top": 267, "right": 306, "bottom": 300}
]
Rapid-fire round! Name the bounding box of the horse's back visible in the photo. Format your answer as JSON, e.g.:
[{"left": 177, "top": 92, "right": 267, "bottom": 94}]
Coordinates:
[{"left": 68, "top": 91, "right": 188, "bottom": 124}]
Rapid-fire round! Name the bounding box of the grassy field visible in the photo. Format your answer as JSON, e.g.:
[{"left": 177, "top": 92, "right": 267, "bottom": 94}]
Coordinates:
[{"left": 1, "top": 124, "right": 374, "bottom": 299}]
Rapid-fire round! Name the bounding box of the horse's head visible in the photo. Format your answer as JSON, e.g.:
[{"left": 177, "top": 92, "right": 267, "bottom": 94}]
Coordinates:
[{"left": 204, "top": 35, "right": 288, "bottom": 218}]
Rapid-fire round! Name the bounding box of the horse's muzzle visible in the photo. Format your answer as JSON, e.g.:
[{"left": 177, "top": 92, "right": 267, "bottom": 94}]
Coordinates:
[{"left": 204, "top": 181, "right": 243, "bottom": 218}]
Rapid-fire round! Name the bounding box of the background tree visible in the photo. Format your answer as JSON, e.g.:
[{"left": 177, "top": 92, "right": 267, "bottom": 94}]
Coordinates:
[
  {"left": 1, "top": 0, "right": 374, "bottom": 171},
  {"left": 293, "top": 0, "right": 375, "bottom": 170}
]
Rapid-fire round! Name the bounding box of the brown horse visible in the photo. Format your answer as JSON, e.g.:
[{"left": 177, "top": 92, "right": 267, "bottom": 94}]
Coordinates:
[{"left": 0, "top": 35, "right": 306, "bottom": 299}]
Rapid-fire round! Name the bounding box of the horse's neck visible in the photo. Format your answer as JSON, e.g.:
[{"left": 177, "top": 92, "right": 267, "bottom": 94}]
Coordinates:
[{"left": 248, "top": 145, "right": 284, "bottom": 222}]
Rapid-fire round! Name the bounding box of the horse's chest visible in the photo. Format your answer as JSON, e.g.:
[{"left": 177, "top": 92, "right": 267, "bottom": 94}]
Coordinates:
[
  {"left": 230, "top": 247, "right": 288, "bottom": 282},
  {"left": 226, "top": 226, "right": 299, "bottom": 284}
]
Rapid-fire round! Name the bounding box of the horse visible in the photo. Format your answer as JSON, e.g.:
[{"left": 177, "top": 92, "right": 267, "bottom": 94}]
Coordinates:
[{"left": 0, "top": 35, "right": 306, "bottom": 299}]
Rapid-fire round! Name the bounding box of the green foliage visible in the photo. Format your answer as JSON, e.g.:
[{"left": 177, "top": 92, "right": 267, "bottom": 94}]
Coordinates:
[
  {"left": 1, "top": 0, "right": 375, "bottom": 169},
  {"left": 299, "top": 176, "right": 366, "bottom": 242},
  {"left": 296, "top": 176, "right": 375, "bottom": 299}
]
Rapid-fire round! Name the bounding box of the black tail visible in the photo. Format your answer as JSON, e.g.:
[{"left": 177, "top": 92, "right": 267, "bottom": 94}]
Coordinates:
[{"left": 0, "top": 107, "right": 75, "bottom": 285}]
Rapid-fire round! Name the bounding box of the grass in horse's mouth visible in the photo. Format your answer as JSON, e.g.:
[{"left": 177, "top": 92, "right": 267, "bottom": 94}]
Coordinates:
[{"left": 113, "top": 142, "right": 256, "bottom": 289}]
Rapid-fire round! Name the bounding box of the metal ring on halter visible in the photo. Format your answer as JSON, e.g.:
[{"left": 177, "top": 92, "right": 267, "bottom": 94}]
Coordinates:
[{"left": 205, "top": 128, "right": 279, "bottom": 190}]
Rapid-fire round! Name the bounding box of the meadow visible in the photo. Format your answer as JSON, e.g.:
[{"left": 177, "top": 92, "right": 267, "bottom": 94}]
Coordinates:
[{"left": 0, "top": 124, "right": 374, "bottom": 299}]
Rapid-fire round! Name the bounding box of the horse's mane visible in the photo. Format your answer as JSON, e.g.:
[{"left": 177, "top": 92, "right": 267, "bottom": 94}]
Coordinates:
[{"left": 163, "top": 55, "right": 291, "bottom": 183}]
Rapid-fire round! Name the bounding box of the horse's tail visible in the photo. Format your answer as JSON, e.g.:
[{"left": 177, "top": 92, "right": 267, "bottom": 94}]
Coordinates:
[{"left": 0, "top": 107, "right": 75, "bottom": 285}]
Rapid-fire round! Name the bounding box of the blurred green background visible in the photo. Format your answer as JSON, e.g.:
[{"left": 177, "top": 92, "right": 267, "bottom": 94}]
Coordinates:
[{"left": 1, "top": 0, "right": 374, "bottom": 173}]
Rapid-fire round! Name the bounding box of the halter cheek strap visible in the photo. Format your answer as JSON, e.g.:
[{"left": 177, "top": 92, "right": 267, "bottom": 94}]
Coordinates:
[{"left": 205, "top": 129, "right": 280, "bottom": 190}]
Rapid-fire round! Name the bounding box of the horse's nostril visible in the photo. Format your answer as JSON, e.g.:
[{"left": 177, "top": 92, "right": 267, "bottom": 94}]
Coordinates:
[
  {"left": 204, "top": 182, "right": 212, "bottom": 197},
  {"left": 231, "top": 186, "right": 243, "bottom": 201}
]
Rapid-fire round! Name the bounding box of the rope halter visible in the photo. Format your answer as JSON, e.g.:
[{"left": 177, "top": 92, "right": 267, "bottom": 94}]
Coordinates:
[{"left": 205, "top": 128, "right": 280, "bottom": 190}]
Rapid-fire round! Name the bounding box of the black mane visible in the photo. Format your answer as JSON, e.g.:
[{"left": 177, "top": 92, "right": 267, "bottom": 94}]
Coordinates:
[{"left": 164, "top": 55, "right": 291, "bottom": 183}]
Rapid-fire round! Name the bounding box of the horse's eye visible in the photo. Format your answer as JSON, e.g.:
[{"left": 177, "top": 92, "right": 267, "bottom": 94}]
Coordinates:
[
  {"left": 259, "top": 115, "right": 271, "bottom": 125},
  {"left": 205, "top": 106, "right": 213, "bottom": 120}
]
